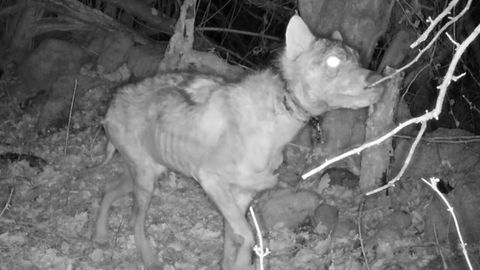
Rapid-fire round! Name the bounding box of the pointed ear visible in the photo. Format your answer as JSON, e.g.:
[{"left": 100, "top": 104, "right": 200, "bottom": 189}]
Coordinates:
[
  {"left": 331, "top": 31, "right": 343, "bottom": 41},
  {"left": 285, "top": 15, "right": 316, "bottom": 59}
]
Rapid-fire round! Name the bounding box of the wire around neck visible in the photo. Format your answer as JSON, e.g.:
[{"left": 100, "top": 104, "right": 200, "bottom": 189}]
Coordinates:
[{"left": 272, "top": 65, "right": 311, "bottom": 123}]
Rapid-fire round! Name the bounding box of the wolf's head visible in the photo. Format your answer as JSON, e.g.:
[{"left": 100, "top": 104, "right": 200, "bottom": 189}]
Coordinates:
[{"left": 279, "top": 15, "right": 384, "bottom": 116}]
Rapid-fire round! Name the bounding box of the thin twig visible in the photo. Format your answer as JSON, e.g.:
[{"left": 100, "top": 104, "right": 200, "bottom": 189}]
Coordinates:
[
  {"left": 0, "top": 187, "right": 14, "bottom": 217},
  {"left": 461, "top": 94, "right": 480, "bottom": 114},
  {"left": 370, "top": 0, "right": 472, "bottom": 88},
  {"left": 302, "top": 114, "right": 432, "bottom": 179},
  {"left": 410, "top": 0, "right": 460, "bottom": 48},
  {"left": 394, "top": 134, "right": 480, "bottom": 144},
  {"left": 432, "top": 224, "right": 448, "bottom": 269},
  {"left": 64, "top": 79, "right": 78, "bottom": 156},
  {"left": 357, "top": 200, "right": 370, "bottom": 270},
  {"left": 432, "top": 19, "right": 480, "bottom": 117},
  {"left": 401, "top": 64, "right": 428, "bottom": 101},
  {"left": 196, "top": 27, "right": 283, "bottom": 41},
  {"left": 420, "top": 177, "right": 474, "bottom": 270},
  {"left": 212, "top": 44, "right": 256, "bottom": 68},
  {"left": 249, "top": 206, "right": 270, "bottom": 270}
]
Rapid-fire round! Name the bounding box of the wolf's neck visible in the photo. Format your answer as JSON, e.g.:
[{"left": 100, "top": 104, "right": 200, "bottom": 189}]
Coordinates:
[
  {"left": 270, "top": 65, "right": 311, "bottom": 123},
  {"left": 231, "top": 68, "right": 309, "bottom": 145}
]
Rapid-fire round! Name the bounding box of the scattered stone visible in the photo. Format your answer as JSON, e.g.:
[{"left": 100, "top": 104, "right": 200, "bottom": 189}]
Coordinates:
[
  {"left": 368, "top": 227, "right": 401, "bottom": 259},
  {"left": 96, "top": 32, "right": 134, "bottom": 73},
  {"left": 89, "top": 248, "right": 104, "bottom": 263},
  {"left": 324, "top": 168, "right": 358, "bottom": 189},
  {"left": 256, "top": 188, "right": 321, "bottom": 230},
  {"left": 383, "top": 210, "right": 411, "bottom": 231},
  {"left": 312, "top": 203, "right": 339, "bottom": 236},
  {"left": 127, "top": 44, "right": 167, "bottom": 78}
]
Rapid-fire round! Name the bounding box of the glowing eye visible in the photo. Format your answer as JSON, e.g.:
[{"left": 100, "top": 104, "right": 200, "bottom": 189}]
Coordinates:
[{"left": 326, "top": 56, "right": 340, "bottom": 68}]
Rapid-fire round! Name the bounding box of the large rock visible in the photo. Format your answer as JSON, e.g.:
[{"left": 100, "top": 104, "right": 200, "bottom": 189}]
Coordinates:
[
  {"left": 18, "top": 39, "right": 87, "bottom": 95},
  {"left": 256, "top": 188, "right": 321, "bottom": 230},
  {"left": 392, "top": 128, "right": 480, "bottom": 178},
  {"left": 35, "top": 74, "right": 106, "bottom": 133},
  {"left": 309, "top": 108, "right": 368, "bottom": 174},
  {"left": 127, "top": 44, "right": 167, "bottom": 78},
  {"left": 96, "top": 32, "right": 134, "bottom": 73}
]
